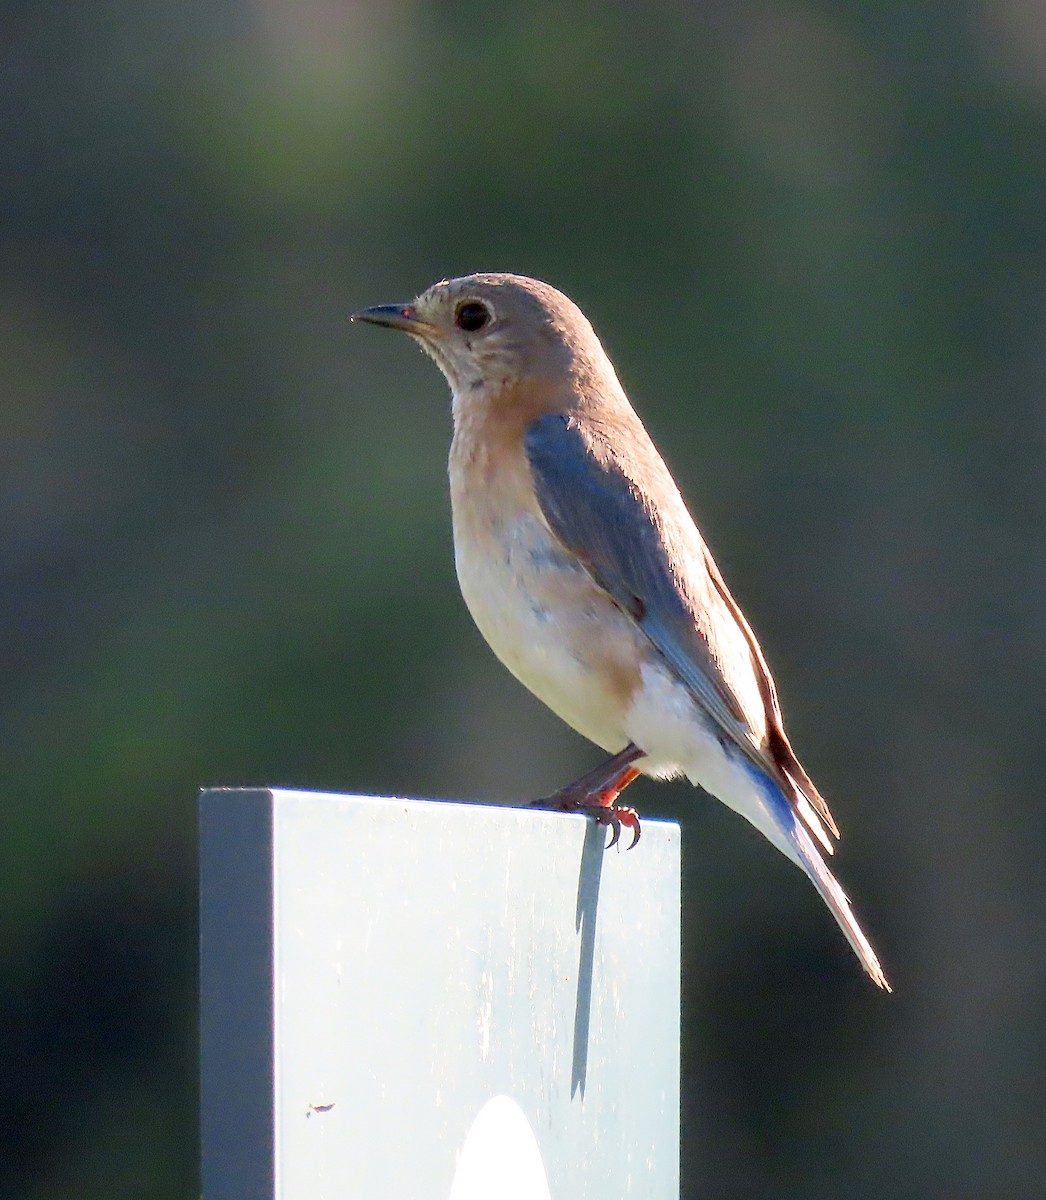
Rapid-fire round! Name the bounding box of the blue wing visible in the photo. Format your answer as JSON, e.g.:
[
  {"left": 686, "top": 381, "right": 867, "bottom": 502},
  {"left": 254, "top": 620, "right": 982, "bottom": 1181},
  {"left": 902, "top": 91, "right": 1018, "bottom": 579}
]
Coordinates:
[{"left": 524, "top": 410, "right": 838, "bottom": 841}]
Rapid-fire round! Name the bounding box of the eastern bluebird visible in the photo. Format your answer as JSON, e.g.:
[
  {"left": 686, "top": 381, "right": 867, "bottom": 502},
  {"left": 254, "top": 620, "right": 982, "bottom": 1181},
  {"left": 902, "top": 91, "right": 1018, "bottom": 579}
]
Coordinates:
[{"left": 353, "top": 273, "right": 889, "bottom": 989}]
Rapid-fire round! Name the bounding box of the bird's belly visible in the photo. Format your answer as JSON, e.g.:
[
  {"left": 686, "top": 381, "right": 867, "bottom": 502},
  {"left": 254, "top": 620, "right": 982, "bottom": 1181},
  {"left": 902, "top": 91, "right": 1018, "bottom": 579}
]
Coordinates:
[{"left": 453, "top": 512, "right": 642, "bottom": 752}]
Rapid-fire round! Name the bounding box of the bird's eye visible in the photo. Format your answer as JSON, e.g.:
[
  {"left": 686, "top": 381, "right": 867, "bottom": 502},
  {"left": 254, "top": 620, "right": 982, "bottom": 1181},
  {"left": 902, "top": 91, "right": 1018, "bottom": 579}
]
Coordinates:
[{"left": 455, "top": 301, "right": 491, "bottom": 332}]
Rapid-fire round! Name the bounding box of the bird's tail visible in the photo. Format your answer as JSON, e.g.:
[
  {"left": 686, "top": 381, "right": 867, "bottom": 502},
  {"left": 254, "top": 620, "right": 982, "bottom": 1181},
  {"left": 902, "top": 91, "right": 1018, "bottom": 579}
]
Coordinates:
[
  {"left": 748, "top": 766, "right": 891, "bottom": 991},
  {"left": 788, "top": 817, "right": 891, "bottom": 991}
]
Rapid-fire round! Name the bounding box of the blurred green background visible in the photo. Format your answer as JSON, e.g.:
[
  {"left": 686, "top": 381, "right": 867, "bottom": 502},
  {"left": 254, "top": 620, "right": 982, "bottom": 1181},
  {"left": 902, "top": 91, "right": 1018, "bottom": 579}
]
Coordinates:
[{"left": 3, "top": 1, "right": 1044, "bottom": 1196}]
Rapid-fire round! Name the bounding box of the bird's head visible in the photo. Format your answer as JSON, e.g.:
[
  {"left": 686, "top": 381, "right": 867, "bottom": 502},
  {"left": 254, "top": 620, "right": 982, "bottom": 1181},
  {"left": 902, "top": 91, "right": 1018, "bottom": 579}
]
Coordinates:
[{"left": 352, "top": 273, "right": 618, "bottom": 408}]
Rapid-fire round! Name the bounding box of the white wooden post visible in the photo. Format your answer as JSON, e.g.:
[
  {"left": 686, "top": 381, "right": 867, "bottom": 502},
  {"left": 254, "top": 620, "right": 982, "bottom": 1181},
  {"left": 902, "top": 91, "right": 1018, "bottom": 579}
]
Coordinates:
[{"left": 200, "top": 788, "right": 680, "bottom": 1199}]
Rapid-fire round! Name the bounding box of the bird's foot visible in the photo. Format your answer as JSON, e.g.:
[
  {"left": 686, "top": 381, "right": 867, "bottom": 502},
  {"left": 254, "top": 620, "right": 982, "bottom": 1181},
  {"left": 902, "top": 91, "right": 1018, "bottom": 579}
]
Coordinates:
[
  {"left": 591, "top": 799, "right": 641, "bottom": 850},
  {"left": 529, "top": 743, "right": 645, "bottom": 848},
  {"left": 530, "top": 768, "right": 642, "bottom": 850}
]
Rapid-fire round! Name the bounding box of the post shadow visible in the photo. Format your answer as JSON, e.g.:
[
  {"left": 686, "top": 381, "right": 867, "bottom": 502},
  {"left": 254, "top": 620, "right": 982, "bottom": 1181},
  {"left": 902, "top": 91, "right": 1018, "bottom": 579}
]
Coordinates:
[{"left": 571, "top": 820, "right": 606, "bottom": 1098}]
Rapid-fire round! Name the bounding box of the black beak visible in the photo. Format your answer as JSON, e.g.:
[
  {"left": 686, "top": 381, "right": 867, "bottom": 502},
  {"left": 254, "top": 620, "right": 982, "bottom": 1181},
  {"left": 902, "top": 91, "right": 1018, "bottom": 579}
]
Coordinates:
[{"left": 349, "top": 303, "right": 435, "bottom": 337}]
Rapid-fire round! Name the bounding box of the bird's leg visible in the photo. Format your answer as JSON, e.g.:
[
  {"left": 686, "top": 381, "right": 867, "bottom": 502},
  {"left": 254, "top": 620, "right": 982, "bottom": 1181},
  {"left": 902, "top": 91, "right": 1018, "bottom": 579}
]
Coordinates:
[
  {"left": 550, "top": 744, "right": 643, "bottom": 806},
  {"left": 531, "top": 742, "right": 645, "bottom": 849}
]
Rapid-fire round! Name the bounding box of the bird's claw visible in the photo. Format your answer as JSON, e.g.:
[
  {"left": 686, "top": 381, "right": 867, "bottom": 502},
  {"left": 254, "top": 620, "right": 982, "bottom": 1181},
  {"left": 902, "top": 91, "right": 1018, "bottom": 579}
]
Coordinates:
[
  {"left": 600, "top": 803, "right": 641, "bottom": 850},
  {"left": 529, "top": 792, "right": 642, "bottom": 850},
  {"left": 530, "top": 750, "right": 643, "bottom": 849}
]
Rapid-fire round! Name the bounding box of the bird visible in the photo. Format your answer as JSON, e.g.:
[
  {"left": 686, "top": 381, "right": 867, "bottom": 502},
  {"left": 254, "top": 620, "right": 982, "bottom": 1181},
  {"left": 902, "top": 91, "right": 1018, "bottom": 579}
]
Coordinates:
[{"left": 352, "top": 272, "right": 890, "bottom": 990}]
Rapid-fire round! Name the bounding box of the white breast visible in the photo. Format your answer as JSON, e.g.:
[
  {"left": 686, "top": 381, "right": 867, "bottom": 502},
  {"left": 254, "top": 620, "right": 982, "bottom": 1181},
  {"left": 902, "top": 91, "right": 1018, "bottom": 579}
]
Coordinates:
[{"left": 450, "top": 492, "right": 640, "bottom": 754}]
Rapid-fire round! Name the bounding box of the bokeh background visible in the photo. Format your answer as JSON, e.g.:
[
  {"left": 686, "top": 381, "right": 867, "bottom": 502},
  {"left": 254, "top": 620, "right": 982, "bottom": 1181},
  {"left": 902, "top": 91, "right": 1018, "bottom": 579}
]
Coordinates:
[{"left": 3, "top": 2, "right": 1045, "bottom": 1197}]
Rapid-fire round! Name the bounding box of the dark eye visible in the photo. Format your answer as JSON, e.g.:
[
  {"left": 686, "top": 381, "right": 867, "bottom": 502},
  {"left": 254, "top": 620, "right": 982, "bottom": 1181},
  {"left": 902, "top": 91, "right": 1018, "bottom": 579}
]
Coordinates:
[{"left": 455, "top": 300, "right": 491, "bottom": 332}]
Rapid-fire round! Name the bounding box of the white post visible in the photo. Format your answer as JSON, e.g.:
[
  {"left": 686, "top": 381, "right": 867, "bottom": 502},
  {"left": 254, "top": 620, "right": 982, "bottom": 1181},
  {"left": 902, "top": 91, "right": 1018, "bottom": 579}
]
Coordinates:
[{"left": 200, "top": 788, "right": 680, "bottom": 1199}]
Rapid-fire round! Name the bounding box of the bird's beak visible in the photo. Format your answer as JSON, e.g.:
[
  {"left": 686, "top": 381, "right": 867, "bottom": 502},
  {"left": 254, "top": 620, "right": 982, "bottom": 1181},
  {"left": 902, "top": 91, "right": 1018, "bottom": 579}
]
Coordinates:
[{"left": 349, "top": 303, "right": 437, "bottom": 338}]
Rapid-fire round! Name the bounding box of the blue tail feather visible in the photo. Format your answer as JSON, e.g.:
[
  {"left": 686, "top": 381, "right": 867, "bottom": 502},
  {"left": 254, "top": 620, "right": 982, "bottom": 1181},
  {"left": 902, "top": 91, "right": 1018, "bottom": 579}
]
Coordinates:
[{"left": 743, "top": 762, "right": 890, "bottom": 990}]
